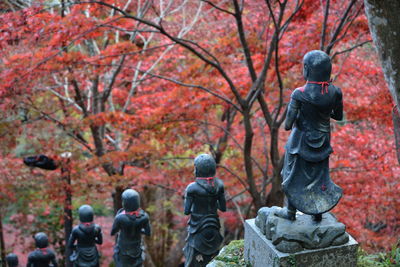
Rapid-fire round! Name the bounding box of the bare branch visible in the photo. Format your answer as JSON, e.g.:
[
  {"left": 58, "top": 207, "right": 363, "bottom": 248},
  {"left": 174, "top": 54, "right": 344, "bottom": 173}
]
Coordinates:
[
  {"left": 135, "top": 70, "right": 242, "bottom": 112},
  {"left": 232, "top": 0, "right": 257, "bottom": 82},
  {"left": 331, "top": 39, "right": 372, "bottom": 60},
  {"left": 26, "top": 98, "right": 93, "bottom": 153},
  {"left": 325, "top": 0, "right": 356, "bottom": 55},
  {"left": 320, "top": 0, "right": 330, "bottom": 50},
  {"left": 218, "top": 164, "right": 247, "bottom": 188},
  {"left": 103, "top": 55, "right": 126, "bottom": 102},
  {"left": 201, "top": 0, "right": 234, "bottom": 16}
]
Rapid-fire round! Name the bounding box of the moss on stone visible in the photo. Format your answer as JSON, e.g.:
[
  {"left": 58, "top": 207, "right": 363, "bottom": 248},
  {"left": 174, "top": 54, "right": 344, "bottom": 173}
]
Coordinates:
[{"left": 207, "top": 240, "right": 250, "bottom": 267}]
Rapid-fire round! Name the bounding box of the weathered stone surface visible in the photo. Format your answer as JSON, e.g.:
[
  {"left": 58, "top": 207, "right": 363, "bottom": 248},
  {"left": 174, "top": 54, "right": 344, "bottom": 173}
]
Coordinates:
[
  {"left": 245, "top": 218, "right": 358, "bottom": 267},
  {"left": 255, "top": 206, "right": 349, "bottom": 253},
  {"left": 206, "top": 240, "right": 248, "bottom": 267}
]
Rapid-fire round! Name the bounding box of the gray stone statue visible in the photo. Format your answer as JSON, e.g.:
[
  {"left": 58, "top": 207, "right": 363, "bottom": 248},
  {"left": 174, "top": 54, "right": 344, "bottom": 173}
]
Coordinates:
[
  {"left": 254, "top": 50, "right": 349, "bottom": 253},
  {"left": 67, "top": 205, "right": 103, "bottom": 267},
  {"left": 6, "top": 253, "right": 18, "bottom": 267},
  {"left": 27, "top": 232, "right": 58, "bottom": 267},
  {"left": 111, "top": 189, "right": 151, "bottom": 267},
  {"left": 183, "top": 154, "right": 226, "bottom": 267},
  {"left": 280, "top": 49, "right": 343, "bottom": 221}
]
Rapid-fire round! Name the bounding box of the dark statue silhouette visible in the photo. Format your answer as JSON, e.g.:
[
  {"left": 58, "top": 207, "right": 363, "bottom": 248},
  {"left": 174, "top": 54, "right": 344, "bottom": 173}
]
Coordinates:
[
  {"left": 23, "top": 155, "right": 58, "bottom": 170},
  {"left": 111, "top": 189, "right": 151, "bottom": 267},
  {"left": 27, "top": 232, "right": 58, "bottom": 267},
  {"left": 280, "top": 50, "right": 344, "bottom": 222},
  {"left": 6, "top": 253, "right": 19, "bottom": 267},
  {"left": 67, "top": 205, "right": 103, "bottom": 267},
  {"left": 183, "top": 154, "right": 226, "bottom": 267}
]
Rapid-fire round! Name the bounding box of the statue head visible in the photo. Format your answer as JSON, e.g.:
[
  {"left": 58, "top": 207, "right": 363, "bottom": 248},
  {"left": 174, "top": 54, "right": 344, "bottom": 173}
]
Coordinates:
[
  {"left": 34, "top": 232, "right": 49, "bottom": 248},
  {"left": 194, "top": 154, "right": 216, "bottom": 177},
  {"left": 122, "top": 189, "right": 140, "bottom": 212},
  {"left": 303, "top": 50, "right": 331, "bottom": 82},
  {"left": 79, "top": 204, "right": 94, "bottom": 223},
  {"left": 6, "top": 253, "right": 18, "bottom": 267}
]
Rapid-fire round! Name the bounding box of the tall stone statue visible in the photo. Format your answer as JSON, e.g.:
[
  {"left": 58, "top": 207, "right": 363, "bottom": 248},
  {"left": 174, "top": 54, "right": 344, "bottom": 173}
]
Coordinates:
[
  {"left": 5, "top": 253, "right": 19, "bottom": 267},
  {"left": 67, "top": 204, "right": 103, "bottom": 267},
  {"left": 111, "top": 189, "right": 151, "bottom": 267},
  {"left": 280, "top": 50, "right": 343, "bottom": 222},
  {"left": 27, "top": 232, "right": 58, "bottom": 267},
  {"left": 183, "top": 154, "right": 226, "bottom": 267},
  {"left": 248, "top": 51, "right": 356, "bottom": 263}
]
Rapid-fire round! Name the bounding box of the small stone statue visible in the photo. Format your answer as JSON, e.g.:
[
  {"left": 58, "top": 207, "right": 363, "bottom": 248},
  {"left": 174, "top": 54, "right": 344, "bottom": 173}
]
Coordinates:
[
  {"left": 5, "top": 253, "right": 18, "bottom": 267},
  {"left": 27, "top": 232, "right": 58, "bottom": 267},
  {"left": 67, "top": 204, "right": 103, "bottom": 267},
  {"left": 280, "top": 50, "right": 343, "bottom": 221},
  {"left": 183, "top": 154, "right": 226, "bottom": 267},
  {"left": 111, "top": 189, "right": 151, "bottom": 267}
]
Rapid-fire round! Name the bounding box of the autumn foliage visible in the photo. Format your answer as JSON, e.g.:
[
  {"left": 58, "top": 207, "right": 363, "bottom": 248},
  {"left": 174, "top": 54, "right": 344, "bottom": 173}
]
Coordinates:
[{"left": 0, "top": 0, "right": 399, "bottom": 265}]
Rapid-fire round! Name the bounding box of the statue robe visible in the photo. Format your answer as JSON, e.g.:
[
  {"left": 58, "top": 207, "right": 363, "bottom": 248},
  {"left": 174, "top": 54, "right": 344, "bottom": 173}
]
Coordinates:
[
  {"left": 183, "top": 178, "right": 226, "bottom": 267},
  {"left": 282, "top": 83, "right": 343, "bottom": 215}
]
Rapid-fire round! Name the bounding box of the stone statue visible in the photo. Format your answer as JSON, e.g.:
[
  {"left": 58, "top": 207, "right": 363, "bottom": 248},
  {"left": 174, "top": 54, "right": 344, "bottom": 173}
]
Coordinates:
[
  {"left": 67, "top": 204, "right": 103, "bottom": 267},
  {"left": 183, "top": 154, "right": 226, "bottom": 267},
  {"left": 5, "top": 253, "right": 18, "bottom": 267},
  {"left": 280, "top": 49, "right": 343, "bottom": 222},
  {"left": 254, "top": 50, "right": 349, "bottom": 253},
  {"left": 27, "top": 232, "right": 58, "bottom": 267},
  {"left": 111, "top": 189, "right": 151, "bottom": 267}
]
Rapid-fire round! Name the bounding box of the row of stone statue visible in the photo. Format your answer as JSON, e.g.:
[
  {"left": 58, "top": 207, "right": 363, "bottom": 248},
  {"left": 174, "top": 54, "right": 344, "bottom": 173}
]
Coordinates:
[
  {"left": 15, "top": 49, "right": 345, "bottom": 266},
  {"left": 8, "top": 153, "right": 225, "bottom": 267}
]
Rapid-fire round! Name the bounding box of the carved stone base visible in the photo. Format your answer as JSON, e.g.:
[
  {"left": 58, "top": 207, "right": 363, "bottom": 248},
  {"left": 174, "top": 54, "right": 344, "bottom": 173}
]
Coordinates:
[
  {"left": 255, "top": 206, "right": 350, "bottom": 253},
  {"left": 244, "top": 218, "right": 358, "bottom": 267}
]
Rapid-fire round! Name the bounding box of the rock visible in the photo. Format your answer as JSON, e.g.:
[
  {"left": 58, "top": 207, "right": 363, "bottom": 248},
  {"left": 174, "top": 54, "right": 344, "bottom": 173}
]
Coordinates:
[
  {"left": 255, "top": 206, "right": 349, "bottom": 253},
  {"left": 207, "top": 240, "right": 248, "bottom": 267}
]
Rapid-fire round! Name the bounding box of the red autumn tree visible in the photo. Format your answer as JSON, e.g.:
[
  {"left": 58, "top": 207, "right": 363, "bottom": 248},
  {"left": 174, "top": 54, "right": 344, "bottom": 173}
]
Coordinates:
[{"left": 0, "top": 0, "right": 399, "bottom": 265}]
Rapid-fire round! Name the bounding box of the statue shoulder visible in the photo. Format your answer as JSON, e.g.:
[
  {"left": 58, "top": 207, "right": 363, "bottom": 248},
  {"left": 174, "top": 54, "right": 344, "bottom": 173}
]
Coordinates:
[
  {"left": 94, "top": 224, "right": 102, "bottom": 233},
  {"left": 216, "top": 178, "right": 225, "bottom": 194},
  {"left": 215, "top": 178, "right": 224, "bottom": 188},
  {"left": 291, "top": 87, "right": 305, "bottom": 100},
  {"left": 27, "top": 251, "right": 35, "bottom": 260},
  {"left": 48, "top": 249, "right": 56, "bottom": 257},
  {"left": 185, "top": 182, "right": 197, "bottom": 194},
  {"left": 141, "top": 210, "right": 150, "bottom": 221},
  {"left": 72, "top": 225, "right": 80, "bottom": 234},
  {"left": 114, "top": 212, "right": 125, "bottom": 222},
  {"left": 335, "top": 86, "right": 343, "bottom": 97}
]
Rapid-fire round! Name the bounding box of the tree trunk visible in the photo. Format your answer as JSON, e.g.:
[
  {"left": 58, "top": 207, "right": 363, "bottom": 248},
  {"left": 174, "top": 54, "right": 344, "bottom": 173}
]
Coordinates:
[
  {"left": 266, "top": 169, "right": 284, "bottom": 207},
  {"left": 61, "top": 161, "right": 73, "bottom": 267},
  {"left": 364, "top": 0, "right": 400, "bottom": 162},
  {"left": 113, "top": 186, "right": 124, "bottom": 215},
  {"left": 266, "top": 126, "right": 284, "bottom": 207},
  {"left": 0, "top": 212, "right": 5, "bottom": 266},
  {"left": 243, "top": 110, "right": 262, "bottom": 210}
]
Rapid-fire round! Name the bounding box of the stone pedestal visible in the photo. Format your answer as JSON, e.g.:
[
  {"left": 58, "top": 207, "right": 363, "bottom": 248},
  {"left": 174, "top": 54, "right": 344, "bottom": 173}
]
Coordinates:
[{"left": 244, "top": 219, "right": 358, "bottom": 267}]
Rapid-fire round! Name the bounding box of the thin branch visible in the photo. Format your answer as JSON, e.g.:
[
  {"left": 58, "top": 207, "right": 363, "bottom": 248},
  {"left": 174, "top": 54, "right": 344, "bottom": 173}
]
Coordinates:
[
  {"left": 135, "top": 69, "right": 242, "bottom": 112},
  {"left": 218, "top": 164, "right": 247, "bottom": 188},
  {"left": 227, "top": 191, "right": 245, "bottom": 224},
  {"left": 74, "top": 1, "right": 244, "bottom": 107},
  {"left": 320, "top": 0, "right": 330, "bottom": 50},
  {"left": 103, "top": 54, "right": 126, "bottom": 102},
  {"left": 331, "top": 39, "right": 372, "bottom": 60},
  {"left": 201, "top": 0, "right": 235, "bottom": 16},
  {"left": 325, "top": 0, "right": 356, "bottom": 55},
  {"left": 233, "top": 0, "right": 257, "bottom": 82},
  {"left": 71, "top": 78, "right": 88, "bottom": 117},
  {"left": 273, "top": 39, "right": 284, "bottom": 123},
  {"left": 26, "top": 99, "right": 93, "bottom": 153}
]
